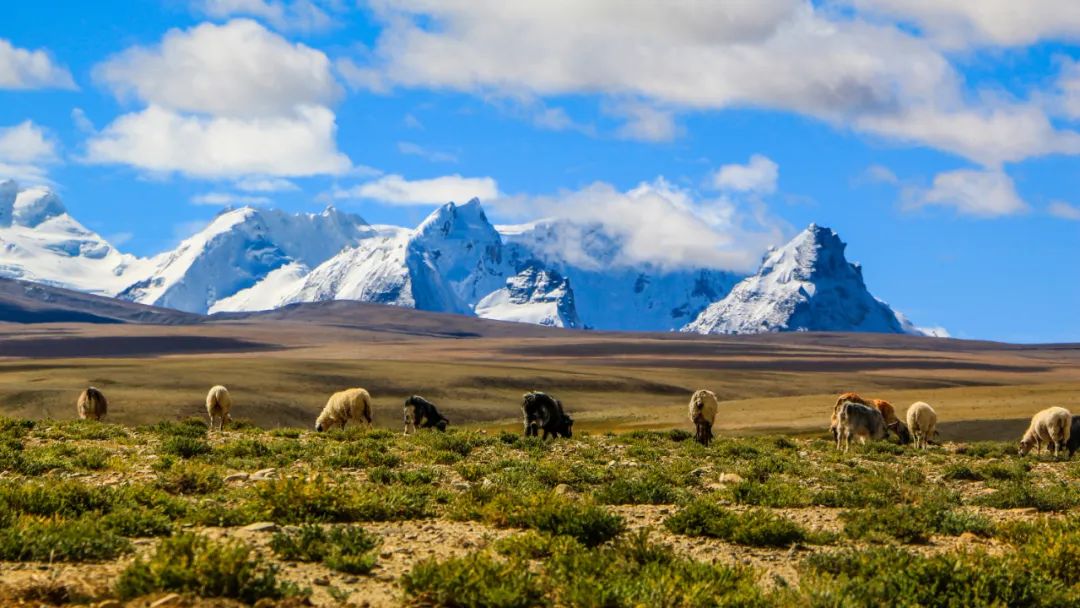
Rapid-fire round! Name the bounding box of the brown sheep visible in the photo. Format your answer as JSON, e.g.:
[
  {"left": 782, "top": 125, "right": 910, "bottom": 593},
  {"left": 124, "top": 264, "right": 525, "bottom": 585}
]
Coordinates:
[{"left": 76, "top": 387, "right": 108, "bottom": 421}]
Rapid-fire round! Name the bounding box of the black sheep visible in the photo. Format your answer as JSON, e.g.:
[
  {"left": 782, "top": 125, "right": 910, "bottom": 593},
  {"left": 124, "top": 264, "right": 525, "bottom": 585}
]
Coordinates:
[
  {"left": 521, "top": 391, "right": 573, "bottom": 439},
  {"left": 403, "top": 395, "right": 449, "bottom": 434}
]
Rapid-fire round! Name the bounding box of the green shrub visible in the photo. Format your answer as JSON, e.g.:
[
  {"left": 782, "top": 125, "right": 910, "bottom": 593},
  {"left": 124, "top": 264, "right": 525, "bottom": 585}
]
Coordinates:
[
  {"left": 594, "top": 473, "right": 682, "bottom": 505},
  {"left": 161, "top": 436, "right": 212, "bottom": 459},
  {"left": 798, "top": 545, "right": 1074, "bottom": 607},
  {"left": 157, "top": 461, "right": 224, "bottom": 495},
  {"left": 116, "top": 533, "right": 301, "bottom": 603},
  {"left": 247, "top": 476, "right": 433, "bottom": 523},
  {"left": 0, "top": 516, "right": 130, "bottom": 561},
  {"left": 841, "top": 500, "right": 994, "bottom": 544},
  {"left": 467, "top": 491, "right": 624, "bottom": 547},
  {"left": 270, "top": 524, "right": 381, "bottom": 575},
  {"left": 402, "top": 553, "right": 543, "bottom": 608},
  {"left": 729, "top": 478, "right": 812, "bottom": 508},
  {"left": 975, "top": 481, "right": 1080, "bottom": 512},
  {"left": 664, "top": 500, "right": 806, "bottom": 547}
]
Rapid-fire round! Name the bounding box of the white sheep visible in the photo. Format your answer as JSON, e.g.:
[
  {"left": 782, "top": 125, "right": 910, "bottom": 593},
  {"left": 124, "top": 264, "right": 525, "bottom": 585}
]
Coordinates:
[
  {"left": 76, "top": 387, "right": 108, "bottom": 421},
  {"left": 688, "top": 389, "right": 719, "bottom": 446},
  {"left": 205, "top": 385, "right": 233, "bottom": 432},
  {"left": 905, "top": 401, "right": 938, "bottom": 450},
  {"left": 1019, "top": 406, "right": 1072, "bottom": 457},
  {"left": 315, "top": 388, "right": 373, "bottom": 432}
]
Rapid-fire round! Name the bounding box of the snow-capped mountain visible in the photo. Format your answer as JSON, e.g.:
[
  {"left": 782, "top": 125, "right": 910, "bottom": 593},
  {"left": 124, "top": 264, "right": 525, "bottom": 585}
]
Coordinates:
[
  {"left": 0, "top": 180, "right": 149, "bottom": 295},
  {"left": 499, "top": 219, "right": 741, "bottom": 330},
  {"left": 683, "top": 223, "right": 923, "bottom": 335},
  {"left": 475, "top": 263, "right": 580, "bottom": 328},
  {"left": 118, "top": 206, "right": 373, "bottom": 313},
  {"left": 0, "top": 182, "right": 941, "bottom": 335}
]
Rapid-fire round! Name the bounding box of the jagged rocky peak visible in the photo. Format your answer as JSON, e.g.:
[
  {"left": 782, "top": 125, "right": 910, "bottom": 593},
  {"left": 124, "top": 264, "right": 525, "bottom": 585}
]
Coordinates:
[
  {"left": 0, "top": 179, "right": 17, "bottom": 226},
  {"left": 475, "top": 262, "right": 581, "bottom": 328},
  {"left": 683, "top": 224, "right": 917, "bottom": 335},
  {"left": 8, "top": 184, "right": 67, "bottom": 227}
]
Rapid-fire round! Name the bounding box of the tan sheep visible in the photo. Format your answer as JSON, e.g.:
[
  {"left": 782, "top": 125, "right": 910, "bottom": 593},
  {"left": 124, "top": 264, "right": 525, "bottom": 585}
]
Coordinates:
[
  {"left": 205, "top": 385, "right": 233, "bottom": 432},
  {"left": 688, "top": 389, "right": 719, "bottom": 446},
  {"left": 76, "top": 387, "right": 108, "bottom": 421},
  {"left": 905, "top": 401, "right": 938, "bottom": 450},
  {"left": 315, "top": 388, "right": 373, "bottom": 432},
  {"left": 1019, "top": 406, "right": 1072, "bottom": 457}
]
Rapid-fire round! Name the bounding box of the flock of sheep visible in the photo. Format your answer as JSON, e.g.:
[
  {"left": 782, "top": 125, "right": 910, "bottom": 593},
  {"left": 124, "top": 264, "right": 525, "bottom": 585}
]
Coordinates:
[{"left": 73, "top": 385, "right": 1079, "bottom": 458}]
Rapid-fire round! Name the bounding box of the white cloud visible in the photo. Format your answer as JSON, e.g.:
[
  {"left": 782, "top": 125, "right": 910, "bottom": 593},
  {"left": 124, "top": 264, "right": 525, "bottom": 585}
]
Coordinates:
[
  {"left": 85, "top": 105, "right": 350, "bottom": 178},
  {"left": 0, "top": 38, "right": 75, "bottom": 90},
  {"left": 0, "top": 121, "right": 57, "bottom": 164},
  {"left": 0, "top": 121, "right": 58, "bottom": 183},
  {"left": 1048, "top": 200, "right": 1080, "bottom": 221},
  {"left": 71, "top": 108, "right": 95, "bottom": 134},
  {"left": 608, "top": 102, "right": 680, "bottom": 142},
  {"left": 711, "top": 154, "right": 779, "bottom": 194},
  {"left": 95, "top": 19, "right": 339, "bottom": 118},
  {"left": 849, "top": 0, "right": 1080, "bottom": 49},
  {"left": 403, "top": 113, "right": 423, "bottom": 129},
  {"left": 335, "top": 173, "right": 499, "bottom": 205},
  {"left": 191, "top": 191, "right": 271, "bottom": 205},
  {"left": 194, "top": 0, "right": 336, "bottom": 33},
  {"left": 493, "top": 177, "right": 785, "bottom": 273},
  {"left": 397, "top": 141, "right": 458, "bottom": 163},
  {"left": 349, "top": 1, "right": 1079, "bottom": 166},
  {"left": 909, "top": 168, "right": 1028, "bottom": 217},
  {"left": 235, "top": 176, "right": 298, "bottom": 192},
  {"left": 87, "top": 19, "right": 350, "bottom": 179}
]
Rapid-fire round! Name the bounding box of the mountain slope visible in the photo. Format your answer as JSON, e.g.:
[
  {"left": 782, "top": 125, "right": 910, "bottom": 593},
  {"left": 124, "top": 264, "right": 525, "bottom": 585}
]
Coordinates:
[
  {"left": 683, "top": 223, "right": 916, "bottom": 335},
  {"left": 119, "top": 206, "right": 373, "bottom": 313},
  {"left": 499, "top": 219, "right": 741, "bottom": 330},
  {"left": 0, "top": 180, "right": 148, "bottom": 295},
  {"left": 0, "top": 276, "right": 201, "bottom": 324},
  {"left": 475, "top": 263, "right": 580, "bottom": 328}
]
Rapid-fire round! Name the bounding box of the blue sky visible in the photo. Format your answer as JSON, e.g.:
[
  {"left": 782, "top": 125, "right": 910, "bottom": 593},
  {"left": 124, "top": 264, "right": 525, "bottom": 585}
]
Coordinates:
[{"left": 1, "top": 1, "right": 1079, "bottom": 342}]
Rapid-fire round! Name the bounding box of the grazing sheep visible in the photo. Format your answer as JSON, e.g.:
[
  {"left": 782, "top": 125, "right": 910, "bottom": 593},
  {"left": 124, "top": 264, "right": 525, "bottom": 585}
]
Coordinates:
[
  {"left": 76, "top": 387, "right": 108, "bottom": 421},
  {"left": 836, "top": 401, "right": 888, "bottom": 453},
  {"left": 521, "top": 392, "right": 573, "bottom": 439},
  {"left": 315, "top": 388, "right": 373, "bottom": 432},
  {"left": 832, "top": 392, "right": 906, "bottom": 443},
  {"left": 687, "top": 389, "right": 719, "bottom": 446},
  {"left": 1018, "top": 406, "right": 1072, "bottom": 457},
  {"left": 205, "top": 385, "right": 233, "bottom": 432},
  {"left": 403, "top": 395, "right": 449, "bottom": 435},
  {"left": 905, "top": 401, "right": 938, "bottom": 450},
  {"left": 1066, "top": 417, "right": 1080, "bottom": 459}
]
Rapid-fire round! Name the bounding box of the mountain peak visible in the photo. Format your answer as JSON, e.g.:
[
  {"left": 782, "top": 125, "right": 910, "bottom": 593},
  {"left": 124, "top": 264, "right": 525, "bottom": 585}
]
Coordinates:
[
  {"left": 683, "top": 225, "right": 920, "bottom": 335},
  {"left": 12, "top": 185, "right": 67, "bottom": 227},
  {"left": 415, "top": 199, "right": 498, "bottom": 242}
]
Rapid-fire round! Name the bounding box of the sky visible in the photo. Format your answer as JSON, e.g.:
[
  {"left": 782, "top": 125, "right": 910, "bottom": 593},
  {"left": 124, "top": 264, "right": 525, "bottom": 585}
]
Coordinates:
[{"left": 1, "top": 0, "right": 1079, "bottom": 343}]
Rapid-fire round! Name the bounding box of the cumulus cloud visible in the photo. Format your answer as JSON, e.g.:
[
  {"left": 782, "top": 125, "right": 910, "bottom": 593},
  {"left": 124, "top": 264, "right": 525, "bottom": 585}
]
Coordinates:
[
  {"left": 85, "top": 105, "right": 350, "bottom": 178},
  {"left": 909, "top": 168, "right": 1028, "bottom": 217},
  {"left": 191, "top": 191, "right": 271, "bottom": 205},
  {"left": 0, "top": 121, "right": 58, "bottom": 183},
  {"left": 0, "top": 38, "right": 75, "bottom": 90},
  {"left": 1048, "top": 200, "right": 1080, "bottom": 221},
  {"left": 95, "top": 19, "right": 339, "bottom": 117},
  {"left": 334, "top": 173, "right": 499, "bottom": 205},
  {"left": 849, "top": 0, "right": 1080, "bottom": 49},
  {"left": 493, "top": 178, "right": 785, "bottom": 273},
  {"left": 711, "top": 154, "right": 779, "bottom": 194},
  {"left": 193, "top": 0, "right": 337, "bottom": 33},
  {"left": 88, "top": 19, "right": 350, "bottom": 179},
  {"left": 347, "top": 1, "right": 1079, "bottom": 166}
]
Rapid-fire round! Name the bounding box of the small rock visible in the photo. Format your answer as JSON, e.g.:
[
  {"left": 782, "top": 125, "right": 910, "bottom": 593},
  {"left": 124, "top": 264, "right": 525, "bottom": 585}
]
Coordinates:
[
  {"left": 133, "top": 539, "right": 154, "bottom": 546},
  {"left": 554, "top": 483, "right": 574, "bottom": 496},
  {"left": 150, "top": 594, "right": 182, "bottom": 608},
  {"left": 690, "top": 467, "right": 708, "bottom": 477},
  {"left": 251, "top": 468, "right": 277, "bottom": 480},
  {"left": 451, "top": 481, "right": 470, "bottom": 491},
  {"left": 1009, "top": 507, "right": 1038, "bottom": 515},
  {"left": 343, "top": 576, "right": 360, "bottom": 584},
  {"left": 243, "top": 522, "right": 278, "bottom": 533},
  {"left": 717, "top": 473, "right": 745, "bottom": 484},
  {"left": 224, "top": 473, "right": 249, "bottom": 483},
  {"left": 313, "top": 577, "right": 330, "bottom": 586},
  {"left": 958, "top": 532, "right": 984, "bottom": 544}
]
